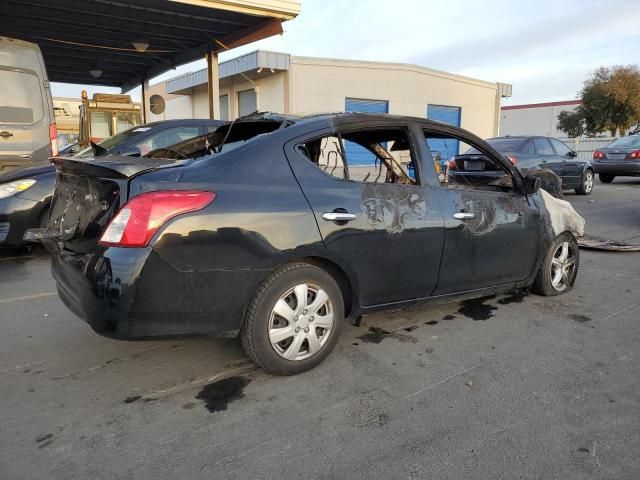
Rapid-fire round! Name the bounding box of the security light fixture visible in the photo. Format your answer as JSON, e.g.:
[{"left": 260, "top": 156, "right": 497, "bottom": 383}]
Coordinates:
[
  {"left": 132, "top": 40, "right": 150, "bottom": 53},
  {"left": 89, "top": 68, "right": 103, "bottom": 79}
]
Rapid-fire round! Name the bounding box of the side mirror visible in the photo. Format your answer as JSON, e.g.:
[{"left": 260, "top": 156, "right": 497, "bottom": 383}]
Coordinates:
[
  {"left": 120, "top": 146, "right": 142, "bottom": 157},
  {"left": 568, "top": 150, "right": 578, "bottom": 157},
  {"left": 524, "top": 173, "right": 541, "bottom": 195}
]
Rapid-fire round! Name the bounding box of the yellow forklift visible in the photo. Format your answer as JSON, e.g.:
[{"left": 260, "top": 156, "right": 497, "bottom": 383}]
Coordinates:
[{"left": 78, "top": 90, "right": 142, "bottom": 147}]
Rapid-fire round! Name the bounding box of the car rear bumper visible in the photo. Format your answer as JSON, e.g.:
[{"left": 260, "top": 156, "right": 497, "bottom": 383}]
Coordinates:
[
  {"left": 50, "top": 245, "right": 267, "bottom": 339},
  {"left": 0, "top": 196, "right": 40, "bottom": 245},
  {"left": 592, "top": 160, "right": 640, "bottom": 175}
]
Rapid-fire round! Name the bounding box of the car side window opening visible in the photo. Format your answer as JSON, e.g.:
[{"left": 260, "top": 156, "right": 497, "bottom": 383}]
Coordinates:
[
  {"left": 424, "top": 131, "right": 513, "bottom": 191},
  {"left": 534, "top": 138, "right": 555, "bottom": 156},
  {"left": 550, "top": 138, "right": 572, "bottom": 156},
  {"left": 298, "top": 128, "right": 417, "bottom": 185}
]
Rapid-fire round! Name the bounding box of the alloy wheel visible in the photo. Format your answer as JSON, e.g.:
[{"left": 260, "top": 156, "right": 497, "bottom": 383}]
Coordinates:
[
  {"left": 583, "top": 171, "right": 594, "bottom": 193},
  {"left": 268, "top": 283, "right": 334, "bottom": 361},
  {"left": 550, "top": 241, "right": 577, "bottom": 291}
]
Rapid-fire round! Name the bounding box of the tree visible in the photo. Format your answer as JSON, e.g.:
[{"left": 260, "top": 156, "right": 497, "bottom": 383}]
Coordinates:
[{"left": 557, "top": 65, "right": 640, "bottom": 138}]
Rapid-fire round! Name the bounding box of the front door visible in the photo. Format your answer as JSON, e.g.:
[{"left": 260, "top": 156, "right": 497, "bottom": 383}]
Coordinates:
[
  {"left": 285, "top": 124, "right": 445, "bottom": 307},
  {"left": 422, "top": 127, "right": 542, "bottom": 295}
]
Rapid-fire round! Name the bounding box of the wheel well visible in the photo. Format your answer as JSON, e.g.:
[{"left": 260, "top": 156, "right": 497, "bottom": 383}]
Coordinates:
[{"left": 293, "top": 256, "right": 355, "bottom": 318}]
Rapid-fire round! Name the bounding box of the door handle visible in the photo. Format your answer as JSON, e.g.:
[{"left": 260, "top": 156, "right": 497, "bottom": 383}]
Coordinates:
[
  {"left": 0, "top": 131, "right": 13, "bottom": 138},
  {"left": 453, "top": 212, "right": 475, "bottom": 220},
  {"left": 322, "top": 211, "right": 357, "bottom": 222}
]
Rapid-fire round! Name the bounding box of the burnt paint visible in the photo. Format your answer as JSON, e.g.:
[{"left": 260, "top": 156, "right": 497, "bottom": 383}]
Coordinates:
[
  {"left": 195, "top": 376, "right": 250, "bottom": 413},
  {"left": 458, "top": 296, "right": 498, "bottom": 321}
]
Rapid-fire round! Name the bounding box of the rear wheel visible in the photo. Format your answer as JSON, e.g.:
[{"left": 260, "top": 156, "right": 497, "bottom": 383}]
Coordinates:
[
  {"left": 241, "top": 263, "right": 343, "bottom": 375},
  {"left": 599, "top": 173, "right": 615, "bottom": 183},
  {"left": 575, "top": 169, "right": 594, "bottom": 195},
  {"left": 532, "top": 232, "right": 579, "bottom": 296}
]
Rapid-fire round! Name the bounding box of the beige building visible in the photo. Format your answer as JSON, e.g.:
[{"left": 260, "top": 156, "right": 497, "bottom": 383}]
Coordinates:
[{"left": 146, "top": 50, "right": 511, "bottom": 142}]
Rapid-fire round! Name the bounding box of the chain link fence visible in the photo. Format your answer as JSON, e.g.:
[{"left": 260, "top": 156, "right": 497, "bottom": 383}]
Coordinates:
[{"left": 558, "top": 137, "right": 617, "bottom": 161}]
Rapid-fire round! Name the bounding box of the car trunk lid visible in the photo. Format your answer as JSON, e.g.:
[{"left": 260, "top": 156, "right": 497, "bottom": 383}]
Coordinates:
[{"left": 34, "top": 155, "right": 188, "bottom": 252}]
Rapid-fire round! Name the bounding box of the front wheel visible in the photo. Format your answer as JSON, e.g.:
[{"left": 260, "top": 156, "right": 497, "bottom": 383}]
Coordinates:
[
  {"left": 575, "top": 169, "right": 594, "bottom": 195},
  {"left": 599, "top": 173, "right": 615, "bottom": 183},
  {"left": 241, "top": 263, "right": 343, "bottom": 375},
  {"left": 532, "top": 232, "right": 579, "bottom": 296}
]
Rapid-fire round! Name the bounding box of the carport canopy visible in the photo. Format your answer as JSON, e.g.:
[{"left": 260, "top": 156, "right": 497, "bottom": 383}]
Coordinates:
[{"left": 0, "top": 0, "right": 300, "bottom": 92}]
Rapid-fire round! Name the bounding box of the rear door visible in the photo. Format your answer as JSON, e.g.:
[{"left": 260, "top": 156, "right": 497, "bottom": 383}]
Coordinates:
[
  {"left": 550, "top": 138, "right": 580, "bottom": 187},
  {"left": 285, "top": 121, "right": 445, "bottom": 307},
  {"left": 533, "top": 137, "right": 563, "bottom": 178},
  {"left": 422, "top": 127, "right": 542, "bottom": 294},
  {"left": 0, "top": 38, "right": 53, "bottom": 170}
]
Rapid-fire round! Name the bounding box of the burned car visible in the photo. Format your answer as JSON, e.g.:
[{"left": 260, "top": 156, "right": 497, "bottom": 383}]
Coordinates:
[{"left": 39, "top": 113, "right": 584, "bottom": 375}]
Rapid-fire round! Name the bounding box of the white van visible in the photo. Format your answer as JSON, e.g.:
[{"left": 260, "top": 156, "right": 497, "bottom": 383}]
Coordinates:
[{"left": 0, "top": 37, "right": 57, "bottom": 172}]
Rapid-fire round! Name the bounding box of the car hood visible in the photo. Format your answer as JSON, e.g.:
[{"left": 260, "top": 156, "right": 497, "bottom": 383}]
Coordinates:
[{"left": 0, "top": 161, "right": 54, "bottom": 183}]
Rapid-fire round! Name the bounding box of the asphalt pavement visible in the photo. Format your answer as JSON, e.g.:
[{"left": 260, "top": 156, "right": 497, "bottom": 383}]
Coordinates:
[{"left": 1, "top": 178, "right": 639, "bottom": 479}]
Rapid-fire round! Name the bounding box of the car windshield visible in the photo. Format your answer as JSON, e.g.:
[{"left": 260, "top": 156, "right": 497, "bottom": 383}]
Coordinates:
[
  {"left": 608, "top": 136, "right": 640, "bottom": 149},
  {"left": 465, "top": 138, "right": 526, "bottom": 155}
]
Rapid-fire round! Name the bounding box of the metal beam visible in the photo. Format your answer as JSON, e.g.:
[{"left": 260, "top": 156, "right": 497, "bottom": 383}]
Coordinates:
[{"left": 206, "top": 51, "right": 220, "bottom": 120}]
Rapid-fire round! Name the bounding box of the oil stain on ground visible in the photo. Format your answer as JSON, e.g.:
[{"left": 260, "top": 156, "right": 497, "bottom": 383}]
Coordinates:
[
  {"left": 498, "top": 290, "right": 528, "bottom": 305},
  {"left": 35, "top": 433, "right": 54, "bottom": 449},
  {"left": 442, "top": 314, "right": 456, "bottom": 321},
  {"left": 195, "top": 376, "right": 251, "bottom": 413},
  {"left": 358, "top": 327, "right": 417, "bottom": 344},
  {"left": 569, "top": 314, "right": 591, "bottom": 323},
  {"left": 458, "top": 296, "right": 498, "bottom": 321}
]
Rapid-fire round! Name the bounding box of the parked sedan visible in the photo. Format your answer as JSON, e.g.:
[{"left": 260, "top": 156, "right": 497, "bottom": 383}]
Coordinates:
[
  {"left": 454, "top": 136, "right": 594, "bottom": 195},
  {"left": 0, "top": 119, "right": 225, "bottom": 246},
  {"left": 592, "top": 135, "right": 640, "bottom": 183},
  {"left": 39, "top": 113, "right": 583, "bottom": 375}
]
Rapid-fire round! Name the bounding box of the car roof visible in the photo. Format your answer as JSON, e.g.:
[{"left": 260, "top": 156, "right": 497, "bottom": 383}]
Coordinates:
[{"left": 134, "top": 119, "right": 228, "bottom": 129}]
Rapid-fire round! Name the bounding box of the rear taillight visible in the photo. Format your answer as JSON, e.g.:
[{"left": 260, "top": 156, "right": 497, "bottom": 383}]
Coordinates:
[
  {"left": 629, "top": 150, "right": 640, "bottom": 159},
  {"left": 593, "top": 150, "right": 604, "bottom": 159},
  {"left": 506, "top": 155, "right": 517, "bottom": 165},
  {"left": 99, "top": 191, "right": 215, "bottom": 247},
  {"left": 49, "top": 123, "right": 58, "bottom": 156}
]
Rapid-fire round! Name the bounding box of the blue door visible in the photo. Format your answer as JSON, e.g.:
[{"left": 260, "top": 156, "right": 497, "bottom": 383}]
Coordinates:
[
  {"left": 344, "top": 98, "right": 388, "bottom": 166},
  {"left": 426, "top": 105, "right": 462, "bottom": 170}
]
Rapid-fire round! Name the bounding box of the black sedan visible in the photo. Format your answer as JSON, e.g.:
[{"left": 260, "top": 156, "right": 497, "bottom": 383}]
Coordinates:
[
  {"left": 0, "top": 119, "right": 225, "bottom": 246},
  {"left": 452, "top": 136, "right": 594, "bottom": 195},
  {"left": 592, "top": 135, "right": 640, "bottom": 183},
  {"left": 39, "top": 113, "right": 582, "bottom": 375}
]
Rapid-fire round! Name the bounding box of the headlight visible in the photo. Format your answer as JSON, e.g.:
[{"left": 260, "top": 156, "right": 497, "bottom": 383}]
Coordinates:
[{"left": 0, "top": 179, "right": 37, "bottom": 199}]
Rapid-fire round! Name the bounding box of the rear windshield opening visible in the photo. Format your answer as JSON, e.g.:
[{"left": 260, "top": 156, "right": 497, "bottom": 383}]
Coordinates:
[
  {"left": 145, "top": 120, "right": 285, "bottom": 160},
  {"left": 608, "top": 136, "right": 640, "bottom": 149},
  {"left": 0, "top": 69, "right": 44, "bottom": 124}
]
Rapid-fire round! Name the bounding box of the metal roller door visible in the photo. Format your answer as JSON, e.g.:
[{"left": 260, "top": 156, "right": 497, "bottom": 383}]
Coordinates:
[
  {"left": 344, "top": 98, "right": 388, "bottom": 165},
  {"left": 426, "top": 105, "right": 462, "bottom": 167}
]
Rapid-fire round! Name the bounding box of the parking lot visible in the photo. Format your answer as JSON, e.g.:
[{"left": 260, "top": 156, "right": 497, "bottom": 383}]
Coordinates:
[{"left": 1, "top": 179, "right": 639, "bottom": 479}]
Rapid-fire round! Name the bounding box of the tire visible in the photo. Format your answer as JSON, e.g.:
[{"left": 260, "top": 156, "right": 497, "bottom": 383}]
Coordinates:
[
  {"left": 575, "top": 169, "right": 594, "bottom": 195},
  {"left": 532, "top": 232, "right": 579, "bottom": 296},
  {"left": 241, "top": 263, "right": 344, "bottom": 375},
  {"left": 599, "top": 173, "right": 615, "bottom": 183}
]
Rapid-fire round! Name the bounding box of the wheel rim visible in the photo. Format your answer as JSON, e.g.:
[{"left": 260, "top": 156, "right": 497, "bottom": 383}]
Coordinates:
[
  {"left": 584, "top": 171, "right": 593, "bottom": 192},
  {"left": 550, "top": 241, "right": 577, "bottom": 291},
  {"left": 268, "top": 283, "right": 334, "bottom": 361}
]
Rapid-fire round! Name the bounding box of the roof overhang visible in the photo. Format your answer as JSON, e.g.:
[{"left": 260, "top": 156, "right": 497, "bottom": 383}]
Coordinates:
[
  {"left": 0, "top": 0, "right": 300, "bottom": 92},
  {"left": 167, "top": 50, "right": 290, "bottom": 94}
]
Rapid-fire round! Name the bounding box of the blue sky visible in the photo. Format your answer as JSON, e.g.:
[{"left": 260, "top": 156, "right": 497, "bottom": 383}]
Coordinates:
[{"left": 52, "top": 0, "right": 640, "bottom": 105}]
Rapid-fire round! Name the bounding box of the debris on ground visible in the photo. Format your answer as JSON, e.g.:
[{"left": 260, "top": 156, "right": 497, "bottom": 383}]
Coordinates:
[{"left": 578, "top": 235, "right": 640, "bottom": 252}]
